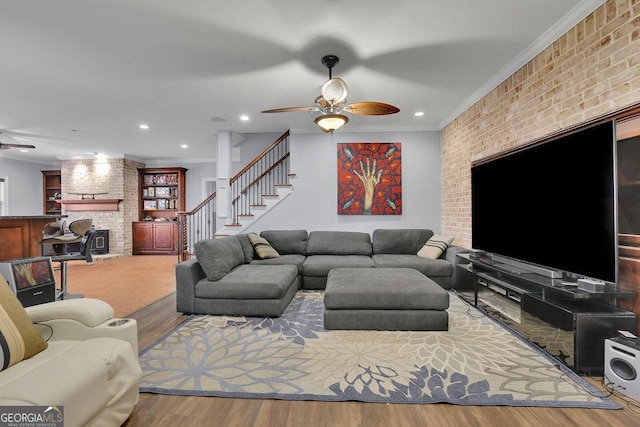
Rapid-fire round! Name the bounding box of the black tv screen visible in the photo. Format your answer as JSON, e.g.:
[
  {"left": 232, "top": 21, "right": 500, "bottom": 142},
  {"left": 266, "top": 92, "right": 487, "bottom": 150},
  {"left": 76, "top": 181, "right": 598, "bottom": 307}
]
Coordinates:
[{"left": 471, "top": 120, "right": 617, "bottom": 283}]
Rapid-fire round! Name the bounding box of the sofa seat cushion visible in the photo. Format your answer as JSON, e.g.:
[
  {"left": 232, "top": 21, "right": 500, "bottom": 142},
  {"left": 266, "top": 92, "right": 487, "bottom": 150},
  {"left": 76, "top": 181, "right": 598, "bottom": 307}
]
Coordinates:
[
  {"left": 195, "top": 265, "right": 298, "bottom": 300},
  {"left": 0, "top": 338, "right": 141, "bottom": 427},
  {"left": 303, "top": 255, "right": 374, "bottom": 277},
  {"left": 371, "top": 254, "right": 453, "bottom": 277},
  {"left": 250, "top": 254, "right": 306, "bottom": 274},
  {"left": 325, "top": 268, "right": 449, "bottom": 311}
]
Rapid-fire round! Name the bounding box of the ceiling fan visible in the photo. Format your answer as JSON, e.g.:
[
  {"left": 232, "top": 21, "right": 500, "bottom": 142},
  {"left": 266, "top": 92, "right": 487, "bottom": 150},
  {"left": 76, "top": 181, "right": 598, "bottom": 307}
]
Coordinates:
[
  {"left": 262, "top": 55, "right": 400, "bottom": 133},
  {"left": 0, "top": 132, "right": 36, "bottom": 150}
]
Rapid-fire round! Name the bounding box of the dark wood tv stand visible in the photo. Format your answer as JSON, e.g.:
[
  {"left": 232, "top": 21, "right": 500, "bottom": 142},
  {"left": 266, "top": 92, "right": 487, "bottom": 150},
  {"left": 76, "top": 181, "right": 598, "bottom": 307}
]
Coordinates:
[{"left": 457, "top": 253, "right": 637, "bottom": 375}]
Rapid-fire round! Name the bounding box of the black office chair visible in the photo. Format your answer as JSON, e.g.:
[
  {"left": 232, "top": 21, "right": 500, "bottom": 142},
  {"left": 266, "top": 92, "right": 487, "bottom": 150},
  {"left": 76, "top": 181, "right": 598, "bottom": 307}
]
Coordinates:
[{"left": 50, "top": 227, "right": 97, "bottom": 300}]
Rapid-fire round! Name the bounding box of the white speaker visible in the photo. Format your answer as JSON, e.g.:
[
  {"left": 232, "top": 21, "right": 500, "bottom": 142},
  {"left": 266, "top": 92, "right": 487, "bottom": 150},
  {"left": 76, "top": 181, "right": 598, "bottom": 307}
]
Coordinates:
[{"left": 604, "top": 337, "right": 640, "bottom": 401}]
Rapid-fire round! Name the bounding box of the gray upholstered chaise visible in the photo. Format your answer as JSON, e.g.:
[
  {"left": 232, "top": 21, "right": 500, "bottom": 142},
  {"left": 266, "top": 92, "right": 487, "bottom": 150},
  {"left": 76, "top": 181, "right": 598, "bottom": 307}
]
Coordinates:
[{"left": 176, "top": 235, "right": 299, "bottom": 317}]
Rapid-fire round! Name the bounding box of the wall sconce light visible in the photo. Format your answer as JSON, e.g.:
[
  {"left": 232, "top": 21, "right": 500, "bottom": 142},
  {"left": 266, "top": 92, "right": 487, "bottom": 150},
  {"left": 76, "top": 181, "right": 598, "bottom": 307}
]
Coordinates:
[{"left": 314, "top": 114, "right": 349, "bottom": 133}]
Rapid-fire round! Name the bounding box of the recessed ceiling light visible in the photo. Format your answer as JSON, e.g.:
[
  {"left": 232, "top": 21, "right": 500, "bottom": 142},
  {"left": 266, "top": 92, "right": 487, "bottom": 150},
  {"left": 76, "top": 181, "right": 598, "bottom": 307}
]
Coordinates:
[
  {"left": 19, "top": 149, "right": 29, "bottom": 153},
  {"left": 180, "top": 144, "right": 188, "bottom": 149},
  {"left": 414, "top": 111, "right": 424, "bottom": 117},
  {"left": 139, "top": 124, "right": 149, "bottom": 130},
  {"left": 240, "top": 115, "right": 249, "bottom": 121}
]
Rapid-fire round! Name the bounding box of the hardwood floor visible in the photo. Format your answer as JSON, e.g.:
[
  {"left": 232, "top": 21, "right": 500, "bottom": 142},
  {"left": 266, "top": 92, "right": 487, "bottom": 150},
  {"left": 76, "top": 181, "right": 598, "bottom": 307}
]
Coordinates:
[
  {"left": 62, "top": 255, "right": 177, "bottom": 317},
  {"left": 87, "top": 256, "right": 639, "bottom": 426}
]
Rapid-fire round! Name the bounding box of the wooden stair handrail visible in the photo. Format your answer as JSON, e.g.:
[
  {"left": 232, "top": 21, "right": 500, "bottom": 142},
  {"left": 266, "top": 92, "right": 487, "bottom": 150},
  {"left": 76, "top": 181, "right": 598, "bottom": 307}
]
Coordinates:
[
  {"left": 231, "top": 154, "right": 290, "bottom": 204},
  {"left": 177, "top": 191, "right": 217, "bottom": 217},
  {"left": 230, "top": 130, "right": 289, "bottom": 185}
]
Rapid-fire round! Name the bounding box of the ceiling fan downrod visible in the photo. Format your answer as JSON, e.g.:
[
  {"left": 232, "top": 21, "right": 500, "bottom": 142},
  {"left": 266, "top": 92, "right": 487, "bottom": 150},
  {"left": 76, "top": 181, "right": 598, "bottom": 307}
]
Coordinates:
[{"left": 321, "top": 55, "right": 339, "bottom": 79}]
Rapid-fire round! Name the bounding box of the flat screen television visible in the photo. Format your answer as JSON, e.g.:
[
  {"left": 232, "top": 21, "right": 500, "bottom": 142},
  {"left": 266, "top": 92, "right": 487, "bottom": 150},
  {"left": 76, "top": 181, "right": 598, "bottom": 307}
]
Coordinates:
[
  {"left": 0, "top": 257, "right": 56, "bottom": 294},
  {"left": 471, "top": 120, "right": 617, "bottom": 283}
]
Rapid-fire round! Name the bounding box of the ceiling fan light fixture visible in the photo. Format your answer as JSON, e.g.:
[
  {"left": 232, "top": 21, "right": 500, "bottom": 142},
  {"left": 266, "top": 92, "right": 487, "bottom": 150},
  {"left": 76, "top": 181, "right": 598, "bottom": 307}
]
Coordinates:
[{"left": 315, "top": 114, "right": 349, "bottom": 133}]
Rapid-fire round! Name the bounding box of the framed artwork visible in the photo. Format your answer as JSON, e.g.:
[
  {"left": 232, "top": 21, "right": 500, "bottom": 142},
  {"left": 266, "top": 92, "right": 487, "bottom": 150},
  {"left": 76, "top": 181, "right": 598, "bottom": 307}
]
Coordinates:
[{"left": 337, "top": 142, "right": 402, "bottom": 215}]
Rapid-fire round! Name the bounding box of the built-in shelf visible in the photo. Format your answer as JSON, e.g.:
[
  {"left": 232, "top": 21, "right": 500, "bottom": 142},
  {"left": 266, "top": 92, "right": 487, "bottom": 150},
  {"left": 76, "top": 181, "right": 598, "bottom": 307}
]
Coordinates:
[{"left": 56, "top": 199, "right": 122, "bottom": 211}]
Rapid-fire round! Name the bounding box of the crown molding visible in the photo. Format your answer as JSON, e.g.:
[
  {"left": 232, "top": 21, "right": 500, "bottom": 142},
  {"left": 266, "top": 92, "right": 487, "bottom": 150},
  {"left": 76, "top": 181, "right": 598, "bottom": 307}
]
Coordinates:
[{"left": 438, "top": 0, "right": 607, "bottom": 130}]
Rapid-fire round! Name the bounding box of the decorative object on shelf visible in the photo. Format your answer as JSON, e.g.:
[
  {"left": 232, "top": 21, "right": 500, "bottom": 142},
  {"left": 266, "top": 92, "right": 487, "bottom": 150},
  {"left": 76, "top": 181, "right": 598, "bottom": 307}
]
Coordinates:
[
  {"left": 143, "top": 200, "right": 157, "bottom": 210},
  {"left": 337, "top": 142, "right": 402, "bottom": 215},
  {"left": 155, "top": 187, "right": 170, "bottom": 197},
  {"left": 68, "top": 192, "right": 108, "bottom": 200}
]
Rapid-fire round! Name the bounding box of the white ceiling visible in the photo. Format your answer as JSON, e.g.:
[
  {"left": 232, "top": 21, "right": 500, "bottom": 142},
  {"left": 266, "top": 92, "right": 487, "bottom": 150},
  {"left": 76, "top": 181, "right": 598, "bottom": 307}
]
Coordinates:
[{"left": 0, "top": 0, "right": 604, "bottom": 165}]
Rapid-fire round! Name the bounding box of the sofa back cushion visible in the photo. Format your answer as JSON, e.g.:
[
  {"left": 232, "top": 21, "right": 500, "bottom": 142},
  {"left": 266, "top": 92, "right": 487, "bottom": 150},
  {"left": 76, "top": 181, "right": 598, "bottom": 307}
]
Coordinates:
[
  {"left": 307, "top": 231, "right": 372, "bottom": 256},
  {"left": 0, "top": 275, "right": 48, "bottom": 371},
  {"left": 235, "top": 234, "right": 255, "bottom": 263},
  {"left": 260, "top": 230, "right": 308, "bottom": 255},
  {"left": 372, "top": 229, "right": 434, "bottom": 254},
  {"left": 195, "top": 237, "right": 245, "bottom": 281}
]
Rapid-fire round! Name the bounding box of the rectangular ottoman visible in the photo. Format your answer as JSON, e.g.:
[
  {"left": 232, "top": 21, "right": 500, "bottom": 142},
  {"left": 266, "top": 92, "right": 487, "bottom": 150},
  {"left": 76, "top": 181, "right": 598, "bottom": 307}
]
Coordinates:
[{"left": 324, "top": 267, "right": 449, "bottom": 331}]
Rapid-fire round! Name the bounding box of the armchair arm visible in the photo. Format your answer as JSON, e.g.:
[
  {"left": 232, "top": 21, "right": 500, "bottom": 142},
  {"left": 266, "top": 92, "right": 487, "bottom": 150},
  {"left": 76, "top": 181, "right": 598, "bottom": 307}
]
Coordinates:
[
  {"left": 176, "top": 258, "right": 206, "bottom": 314},
  {"left": 25, "top": 299, "right": 138, "bottom": 352},
  {"left": 26, "top": 298, "right": 114, "bottom": 327}
]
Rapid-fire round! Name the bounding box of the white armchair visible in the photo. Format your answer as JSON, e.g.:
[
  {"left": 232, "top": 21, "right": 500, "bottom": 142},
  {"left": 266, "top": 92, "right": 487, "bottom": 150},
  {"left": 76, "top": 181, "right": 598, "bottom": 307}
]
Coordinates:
[{"left": 0, "top": 297, "right": 141, "bottom": 427}]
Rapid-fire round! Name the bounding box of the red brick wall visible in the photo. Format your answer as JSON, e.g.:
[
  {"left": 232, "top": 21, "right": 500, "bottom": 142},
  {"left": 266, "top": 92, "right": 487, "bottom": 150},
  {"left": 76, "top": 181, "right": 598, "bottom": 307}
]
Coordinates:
[
  {"left": 61, "top": 158, "right": 144, "bottom": 256},
  {"left": 441, "top": 0, "right": 640, "bottom": 248}
]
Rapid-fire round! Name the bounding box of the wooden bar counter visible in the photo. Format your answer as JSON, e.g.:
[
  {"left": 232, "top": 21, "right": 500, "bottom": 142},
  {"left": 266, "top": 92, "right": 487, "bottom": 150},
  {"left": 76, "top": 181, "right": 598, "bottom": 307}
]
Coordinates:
[{"left": 0, "top": 215, "right": 67, "bottom": 261}]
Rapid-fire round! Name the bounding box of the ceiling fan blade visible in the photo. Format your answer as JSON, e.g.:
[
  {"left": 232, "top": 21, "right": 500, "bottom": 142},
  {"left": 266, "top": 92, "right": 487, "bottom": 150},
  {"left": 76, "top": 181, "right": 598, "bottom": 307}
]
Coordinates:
[
  {"left": 261, "top": 106, "right": 319, "bottom": 113},
  {"left": 344, "top": 102, "right": 400, "bottom": 115},
  {"left": 0, "top": 142, "right": 36, "bottom": 149}
]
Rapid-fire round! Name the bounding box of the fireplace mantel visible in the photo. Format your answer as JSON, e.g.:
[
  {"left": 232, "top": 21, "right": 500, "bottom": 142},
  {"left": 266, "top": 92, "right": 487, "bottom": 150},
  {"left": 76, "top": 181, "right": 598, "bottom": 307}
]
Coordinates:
[{"left": 57, "top": 199, "right": 123, "bottom": 211}]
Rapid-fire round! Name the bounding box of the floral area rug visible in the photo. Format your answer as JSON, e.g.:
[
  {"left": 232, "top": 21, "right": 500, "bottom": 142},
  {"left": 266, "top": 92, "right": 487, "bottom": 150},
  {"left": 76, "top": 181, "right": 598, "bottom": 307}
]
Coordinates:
[{"left": 138, "top": 291, "right": 619, "bottom": 408}]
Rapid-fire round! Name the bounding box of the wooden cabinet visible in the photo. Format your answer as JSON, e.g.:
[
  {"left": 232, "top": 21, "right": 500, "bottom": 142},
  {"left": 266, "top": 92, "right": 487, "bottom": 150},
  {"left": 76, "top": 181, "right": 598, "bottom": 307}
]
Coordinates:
[
  {"left": 618, "top": 136, "right": 640, "bottom": 333},
  {"left": 132, "top": 167, "right": 186, "bottom": 255},
  {"left": 42, "top": 170, "right": 62, "bottom": 215},
  {"left": 132, "top": 222, "right": 177, "bottom": 255}
]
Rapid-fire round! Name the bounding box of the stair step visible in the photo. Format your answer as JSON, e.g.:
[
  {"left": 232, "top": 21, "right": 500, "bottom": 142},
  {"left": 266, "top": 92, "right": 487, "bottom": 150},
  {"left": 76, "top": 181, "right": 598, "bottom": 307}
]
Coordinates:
[
  {"left": 275, "top": 184, "right": 292, "bottom": 187},
  {"left": 223, "top": 223, "right": 242, "bottom": 227}
]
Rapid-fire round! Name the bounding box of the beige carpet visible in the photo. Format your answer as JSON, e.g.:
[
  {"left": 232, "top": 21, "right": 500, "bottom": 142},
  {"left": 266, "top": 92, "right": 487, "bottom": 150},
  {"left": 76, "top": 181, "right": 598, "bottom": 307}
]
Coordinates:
[{"left": 60, "top": 255, "right": 177, "bottom": 317}]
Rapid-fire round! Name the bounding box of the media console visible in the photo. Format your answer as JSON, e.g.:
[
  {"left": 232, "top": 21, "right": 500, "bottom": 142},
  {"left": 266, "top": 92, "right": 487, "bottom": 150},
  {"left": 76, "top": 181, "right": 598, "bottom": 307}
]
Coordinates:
[{"left": 457, "top": 253, "right": 637, "bottom": 375}]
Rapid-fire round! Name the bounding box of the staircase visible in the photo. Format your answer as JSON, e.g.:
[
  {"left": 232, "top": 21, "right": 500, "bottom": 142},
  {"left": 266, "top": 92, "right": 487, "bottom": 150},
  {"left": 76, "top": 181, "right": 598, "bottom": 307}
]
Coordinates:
[
  {"left": 216, "top": 181, "right": 294, "bottom": 236},
  {"left": 177, "top": 130, "right": 292, "bottom": 260}
]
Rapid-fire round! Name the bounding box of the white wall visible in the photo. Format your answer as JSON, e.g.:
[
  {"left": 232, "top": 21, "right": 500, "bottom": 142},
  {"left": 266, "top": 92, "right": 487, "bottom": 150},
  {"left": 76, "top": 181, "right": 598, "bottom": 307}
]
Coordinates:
[
  {"left": 1, "top": 130, "right": 442, "bottom": 233},
  {"left": 0, "top": 157, "right": 55, "bottom": 215},
  {"left": 244, "top": 130, "right": 442, "bottom": 233}
]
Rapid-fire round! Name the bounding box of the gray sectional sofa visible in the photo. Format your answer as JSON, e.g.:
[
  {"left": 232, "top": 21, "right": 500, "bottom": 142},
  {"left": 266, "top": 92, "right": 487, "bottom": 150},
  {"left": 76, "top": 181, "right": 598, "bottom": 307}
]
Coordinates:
[{"left": 176, "top": 228, "right": 468, "bottom": 317}]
